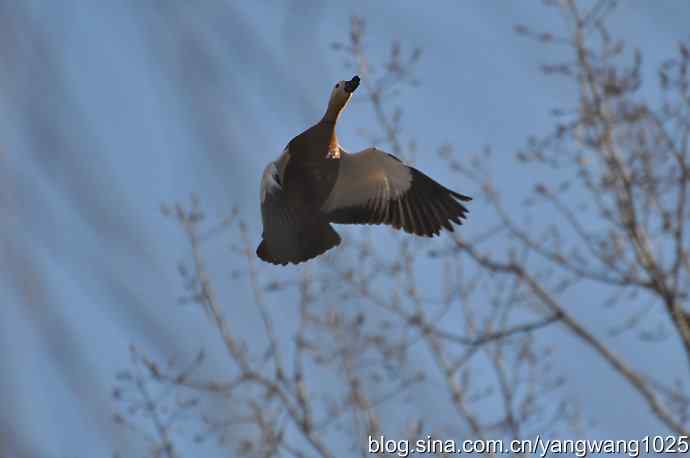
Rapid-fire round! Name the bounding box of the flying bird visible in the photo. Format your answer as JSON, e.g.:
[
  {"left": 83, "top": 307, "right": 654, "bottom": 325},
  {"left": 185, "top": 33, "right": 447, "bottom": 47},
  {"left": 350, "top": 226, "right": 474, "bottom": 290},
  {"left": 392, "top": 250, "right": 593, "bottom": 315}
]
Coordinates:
[{"left": 257, "top": 75, "right": 471, "bottom": 265}]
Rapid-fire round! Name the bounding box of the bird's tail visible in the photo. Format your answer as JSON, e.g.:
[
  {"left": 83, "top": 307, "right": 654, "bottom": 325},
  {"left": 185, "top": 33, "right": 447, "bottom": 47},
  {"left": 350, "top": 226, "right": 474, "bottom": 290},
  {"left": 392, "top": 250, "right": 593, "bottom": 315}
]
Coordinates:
[{"left": 257, "top": 221, "right": 341, "bottom": 265}]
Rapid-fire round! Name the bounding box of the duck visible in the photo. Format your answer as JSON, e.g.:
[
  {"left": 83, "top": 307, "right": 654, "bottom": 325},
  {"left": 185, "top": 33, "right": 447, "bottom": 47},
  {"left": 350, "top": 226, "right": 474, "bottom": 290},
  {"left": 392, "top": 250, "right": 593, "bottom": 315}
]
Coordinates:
[{"left": 257, "top": 75, "right": 471, "bottom": 265}]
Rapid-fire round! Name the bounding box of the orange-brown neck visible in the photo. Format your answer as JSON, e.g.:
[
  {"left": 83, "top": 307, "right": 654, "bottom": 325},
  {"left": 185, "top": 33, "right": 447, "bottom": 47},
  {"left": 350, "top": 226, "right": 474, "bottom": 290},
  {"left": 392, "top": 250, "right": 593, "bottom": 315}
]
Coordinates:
[{"left": 322, "top": 101, "right": 343, "bottom": 123}]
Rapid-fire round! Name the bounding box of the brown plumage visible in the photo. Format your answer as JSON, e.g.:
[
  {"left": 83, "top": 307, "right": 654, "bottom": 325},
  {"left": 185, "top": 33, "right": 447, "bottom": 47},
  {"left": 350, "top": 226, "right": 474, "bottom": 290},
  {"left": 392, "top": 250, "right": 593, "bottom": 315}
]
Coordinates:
[{"left": 257, "top": 75, "right": 471, "bottom": 265}]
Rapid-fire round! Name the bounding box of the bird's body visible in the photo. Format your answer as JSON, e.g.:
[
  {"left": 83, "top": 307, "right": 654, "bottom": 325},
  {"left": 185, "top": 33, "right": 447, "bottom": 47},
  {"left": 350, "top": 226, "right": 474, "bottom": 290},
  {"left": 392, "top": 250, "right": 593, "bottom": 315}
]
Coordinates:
[{"left": 257, "top": 75, "right": 471, "bottom": 265}]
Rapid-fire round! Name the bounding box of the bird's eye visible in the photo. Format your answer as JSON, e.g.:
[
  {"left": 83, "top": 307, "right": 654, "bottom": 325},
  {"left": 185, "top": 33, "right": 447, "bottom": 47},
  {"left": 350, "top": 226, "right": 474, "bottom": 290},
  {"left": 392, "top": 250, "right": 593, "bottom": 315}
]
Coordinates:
[{"left": 335, "top": 83, "right": 340, "bottom": 88}]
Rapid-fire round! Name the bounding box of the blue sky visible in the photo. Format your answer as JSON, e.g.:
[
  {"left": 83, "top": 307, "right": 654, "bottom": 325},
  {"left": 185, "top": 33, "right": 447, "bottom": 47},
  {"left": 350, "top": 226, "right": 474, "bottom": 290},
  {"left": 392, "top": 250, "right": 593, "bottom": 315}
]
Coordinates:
[{"left": 1, "top": 1, "right": 689, "bottom": 456}]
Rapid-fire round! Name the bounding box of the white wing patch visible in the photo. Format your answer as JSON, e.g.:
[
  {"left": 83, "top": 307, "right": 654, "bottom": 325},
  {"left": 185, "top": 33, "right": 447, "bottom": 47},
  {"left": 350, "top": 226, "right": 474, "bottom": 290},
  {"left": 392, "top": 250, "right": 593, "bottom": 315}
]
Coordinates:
[
  {"left": 321, "top": 148, "right": 412, "bottom": 212},
  {"left": 260, "top": 162, "right": 282, "bottom": 203}
]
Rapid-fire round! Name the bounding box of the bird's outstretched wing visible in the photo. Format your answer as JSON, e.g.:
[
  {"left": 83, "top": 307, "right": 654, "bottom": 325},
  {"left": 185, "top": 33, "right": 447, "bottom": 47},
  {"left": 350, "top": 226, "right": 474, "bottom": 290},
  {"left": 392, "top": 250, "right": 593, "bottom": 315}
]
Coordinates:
[{"left": 321, "top": 147, "right": 471, "bottom": 236}]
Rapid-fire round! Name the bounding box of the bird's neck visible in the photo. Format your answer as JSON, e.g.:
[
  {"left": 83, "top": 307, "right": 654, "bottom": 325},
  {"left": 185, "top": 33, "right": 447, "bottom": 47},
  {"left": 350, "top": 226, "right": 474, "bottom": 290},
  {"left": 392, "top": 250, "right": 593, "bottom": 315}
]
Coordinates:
[
  {"left": 307, "top": 119, "right": 338, "bottom": 153},
  {"left": 322, "top": 102, "right": 343, "bottom": 124}
]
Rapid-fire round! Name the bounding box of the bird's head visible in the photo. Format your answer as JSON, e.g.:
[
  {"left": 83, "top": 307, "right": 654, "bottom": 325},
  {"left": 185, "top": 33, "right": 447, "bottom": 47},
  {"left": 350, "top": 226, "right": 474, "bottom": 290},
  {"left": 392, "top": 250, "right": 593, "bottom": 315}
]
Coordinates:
[{"left": 324, "top": 75, "right": 360, "bottom": 122}]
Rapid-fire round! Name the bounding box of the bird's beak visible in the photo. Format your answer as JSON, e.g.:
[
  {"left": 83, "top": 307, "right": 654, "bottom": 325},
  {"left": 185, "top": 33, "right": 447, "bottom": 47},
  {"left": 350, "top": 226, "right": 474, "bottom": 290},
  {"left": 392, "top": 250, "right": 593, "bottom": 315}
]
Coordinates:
[{"left": 344, "top": 75, "right": 360, "bottom": 93}]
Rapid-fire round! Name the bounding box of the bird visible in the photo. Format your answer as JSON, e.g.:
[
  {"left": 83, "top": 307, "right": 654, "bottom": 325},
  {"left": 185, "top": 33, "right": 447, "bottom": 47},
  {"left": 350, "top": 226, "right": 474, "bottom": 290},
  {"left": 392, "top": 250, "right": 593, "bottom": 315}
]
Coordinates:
[{"left": 257, "top": 75, "right": 471, "bottom": 265}]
